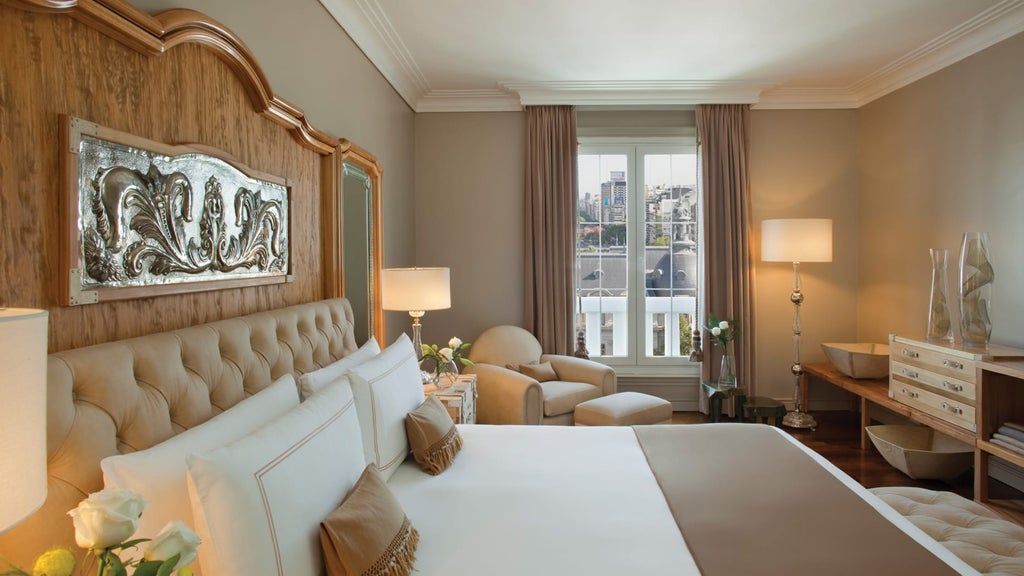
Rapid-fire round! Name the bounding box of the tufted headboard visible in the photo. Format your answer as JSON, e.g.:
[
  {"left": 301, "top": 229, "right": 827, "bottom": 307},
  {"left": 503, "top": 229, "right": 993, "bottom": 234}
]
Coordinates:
[{"left": 0, "top": 298, "right": 358, "bottom": 566}]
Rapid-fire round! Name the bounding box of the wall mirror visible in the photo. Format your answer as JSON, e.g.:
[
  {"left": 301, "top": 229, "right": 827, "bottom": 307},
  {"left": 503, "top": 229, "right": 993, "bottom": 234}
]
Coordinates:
[{"left": 322, "top": 140, "right": 384, "bottom": 344}]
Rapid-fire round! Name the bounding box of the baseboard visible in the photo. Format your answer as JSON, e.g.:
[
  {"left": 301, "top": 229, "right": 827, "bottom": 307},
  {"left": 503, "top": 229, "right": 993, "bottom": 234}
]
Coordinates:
[{"left": 617, "top": 376, "right": 699, "bottom": 411}]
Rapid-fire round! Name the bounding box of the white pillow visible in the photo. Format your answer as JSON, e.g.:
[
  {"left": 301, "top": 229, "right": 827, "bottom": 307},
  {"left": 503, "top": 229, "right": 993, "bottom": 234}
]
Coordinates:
[
  {"left": 296, "top": 336, "right": 380, "bottom": 401},
  {"left": 101, "top": 374, "right": 300, "bottom": 552},
  {"left": 186, "top": 378, "right": 365, "bottom": 576},
  {"left": 346, "top": 332, "right": 425, "bottom": 482}
]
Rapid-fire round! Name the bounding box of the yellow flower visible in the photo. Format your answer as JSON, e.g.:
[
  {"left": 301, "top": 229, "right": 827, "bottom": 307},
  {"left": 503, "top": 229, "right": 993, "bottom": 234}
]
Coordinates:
[
  {"left": 178, "top": 568, "right": 194, "bottom": 576},
  {"left": 32, "top": 548, "right": 75, "bottom": 576}
]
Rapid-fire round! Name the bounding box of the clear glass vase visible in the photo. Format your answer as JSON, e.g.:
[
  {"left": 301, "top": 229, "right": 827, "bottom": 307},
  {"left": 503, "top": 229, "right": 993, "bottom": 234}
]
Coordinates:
[
  {"left": 926, "top": 248, "right": 953, "bottom": 342},
  {"left": 432, "top": 359, "right": 459, "bottom": 388},
  {"left": 718, "top": 342, "right": 737, "bottom": 388},
  {"left": 958, "top": 232, "right": 993, "bottom": 347}
]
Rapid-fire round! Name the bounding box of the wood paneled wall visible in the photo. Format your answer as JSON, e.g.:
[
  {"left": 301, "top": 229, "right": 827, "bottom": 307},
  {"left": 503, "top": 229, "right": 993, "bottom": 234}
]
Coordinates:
[{"left": 0, "top": 2, "right": 335, "bottom": 351}]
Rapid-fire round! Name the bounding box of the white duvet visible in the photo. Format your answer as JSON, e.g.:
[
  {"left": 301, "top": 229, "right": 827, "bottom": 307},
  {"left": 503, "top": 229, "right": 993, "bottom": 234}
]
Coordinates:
[{"left": 387, "top": 424, "right": 977, "bottom": 576}]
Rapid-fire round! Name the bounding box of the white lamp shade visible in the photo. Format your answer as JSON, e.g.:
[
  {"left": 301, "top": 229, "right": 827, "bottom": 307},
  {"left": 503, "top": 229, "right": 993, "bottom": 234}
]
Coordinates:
[
  {"left": 0, "top": 308, "right": 49, "bottom": 533},
  {"left": 761, "top": 218, "right": 833, "bottom": 263},
  {"left": 381, "top": 267, "right": 451, "bottom": 312}
]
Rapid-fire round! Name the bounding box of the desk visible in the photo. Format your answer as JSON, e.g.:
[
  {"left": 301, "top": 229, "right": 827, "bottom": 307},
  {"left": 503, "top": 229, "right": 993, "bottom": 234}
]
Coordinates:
[{"left": 802, "top": 363, "right": 974, "bottom": 450}]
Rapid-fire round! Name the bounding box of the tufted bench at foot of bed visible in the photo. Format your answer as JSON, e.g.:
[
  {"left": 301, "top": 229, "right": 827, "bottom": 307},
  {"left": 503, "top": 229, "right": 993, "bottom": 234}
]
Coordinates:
[{"left": 870, "top": 486, "right": 1024, "bottom": 576}]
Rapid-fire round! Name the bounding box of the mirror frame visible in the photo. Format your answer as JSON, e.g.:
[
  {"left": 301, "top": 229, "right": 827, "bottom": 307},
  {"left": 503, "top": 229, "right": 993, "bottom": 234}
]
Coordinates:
[{"left": 321, "top": 139, "right": 385, "bottom": 342}]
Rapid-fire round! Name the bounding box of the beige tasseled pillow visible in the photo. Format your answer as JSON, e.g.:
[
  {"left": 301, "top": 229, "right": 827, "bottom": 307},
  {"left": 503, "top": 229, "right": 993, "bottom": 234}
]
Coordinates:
[
  {"left": 518, "top": 361, "right": 558, "bottom": 382},
  {"left": 405, "top": 395, "right": 463, "bottom": 475},
  {"left": 320, "top": 465, "right": 419, "bottom": 576}
]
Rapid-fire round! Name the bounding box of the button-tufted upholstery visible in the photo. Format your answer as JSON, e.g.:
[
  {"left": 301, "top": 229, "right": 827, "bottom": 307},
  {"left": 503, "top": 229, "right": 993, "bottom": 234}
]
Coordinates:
[
  {"left": 0, "top": 298, "right": 358, "bottom": 568},
  {"left": 871, "top": 486, "right": 1024, "bottom": 575}
]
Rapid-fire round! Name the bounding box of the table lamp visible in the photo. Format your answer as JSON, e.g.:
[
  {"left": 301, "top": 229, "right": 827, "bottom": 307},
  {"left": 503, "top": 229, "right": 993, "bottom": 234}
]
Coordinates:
[
  {"left": 761, "top": 218, "right": 832, "bottom": 429},
  {"left": 382, "top": 267, "right": 451, "bottom": 357},
  {"left": 0, "top": 308, "right": 49, "bottom": 534}
]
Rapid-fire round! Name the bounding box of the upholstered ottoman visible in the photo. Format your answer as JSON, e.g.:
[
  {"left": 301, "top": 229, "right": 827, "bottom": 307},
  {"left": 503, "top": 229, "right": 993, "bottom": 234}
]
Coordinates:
[
  {"left": 574, "top": 392, "right": 672, "bottom": 426},
  {"left": 870, "top": 486, "right": 1024, "bottom": 575}
]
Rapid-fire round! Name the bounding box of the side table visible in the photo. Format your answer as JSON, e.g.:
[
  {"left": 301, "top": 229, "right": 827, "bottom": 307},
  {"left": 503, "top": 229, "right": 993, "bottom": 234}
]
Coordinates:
[
  {"left": 423, "top": 373, "right": 477, "bottom": 424},
  {"left": 701, "top": 382, "right": 747, "bottom": 423}
]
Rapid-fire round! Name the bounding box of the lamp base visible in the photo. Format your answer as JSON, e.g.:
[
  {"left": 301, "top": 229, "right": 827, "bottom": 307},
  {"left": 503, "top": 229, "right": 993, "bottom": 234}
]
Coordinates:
[{"left": 783, "top": 410, "right": 817, "bottom": 430}]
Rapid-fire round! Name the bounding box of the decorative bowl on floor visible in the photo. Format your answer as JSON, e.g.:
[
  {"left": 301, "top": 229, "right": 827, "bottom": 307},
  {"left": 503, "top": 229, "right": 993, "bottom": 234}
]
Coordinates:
[
  {"left": 821, "top": 342, "right": 890, "bottom": 379},
  {"left": 865, "top": 425, "right": 973, "bottom": 480}
]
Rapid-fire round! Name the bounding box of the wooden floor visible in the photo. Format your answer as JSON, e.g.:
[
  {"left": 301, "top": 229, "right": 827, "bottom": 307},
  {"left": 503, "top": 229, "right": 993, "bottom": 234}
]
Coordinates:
[{"left": 671, "top": 409, "right": 1024, "bottom": 525}]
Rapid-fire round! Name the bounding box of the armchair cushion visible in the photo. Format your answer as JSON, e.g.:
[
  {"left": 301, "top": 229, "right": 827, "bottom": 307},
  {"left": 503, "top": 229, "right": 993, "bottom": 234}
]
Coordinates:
[
  {"left": 540, "top": 381, "right": 603, "bottom": 417},
  {"left": 516, "top": 361, "right": 558, "bottom": 383}
]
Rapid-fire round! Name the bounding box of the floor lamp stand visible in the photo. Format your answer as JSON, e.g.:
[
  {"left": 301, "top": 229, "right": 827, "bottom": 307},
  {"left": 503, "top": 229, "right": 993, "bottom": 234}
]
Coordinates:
[{"left": 782, "top": 261, "right": 817, "bottom": 430}]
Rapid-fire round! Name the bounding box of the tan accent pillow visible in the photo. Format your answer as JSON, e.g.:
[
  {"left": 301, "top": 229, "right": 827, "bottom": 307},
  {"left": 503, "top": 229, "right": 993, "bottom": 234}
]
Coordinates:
[
  {"left": 320, "top": 465, "right": 420, "bottom": 576},
  {"left": 518, "top": 361, "right": 558, "bottom": 382},
  {"left": 405, "top": 395, "right": 463, "bottom": 475}
]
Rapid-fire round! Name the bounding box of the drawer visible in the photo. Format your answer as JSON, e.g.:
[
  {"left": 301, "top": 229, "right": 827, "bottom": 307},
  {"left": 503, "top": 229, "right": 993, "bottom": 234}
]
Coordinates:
[
  {"left": 891, "top": 381, "right": 976, "bottom": 431},
  {"left": 890, "top": 341, "right": 976, "bottom": 383},
  {"left": 891, "top": 360, "right": 976, "bottom": 402}
]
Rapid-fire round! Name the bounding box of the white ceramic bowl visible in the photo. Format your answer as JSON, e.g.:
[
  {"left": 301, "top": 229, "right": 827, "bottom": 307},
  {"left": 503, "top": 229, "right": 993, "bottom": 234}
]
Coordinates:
[{"left": 821, "top": 342, "right": 890, "bottom": 379}]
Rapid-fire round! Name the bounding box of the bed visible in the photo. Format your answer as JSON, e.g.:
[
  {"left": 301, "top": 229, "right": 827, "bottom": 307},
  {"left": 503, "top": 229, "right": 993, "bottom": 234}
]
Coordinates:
[{"left": 0, "top": 298, "right": 980, "bottom": 576}]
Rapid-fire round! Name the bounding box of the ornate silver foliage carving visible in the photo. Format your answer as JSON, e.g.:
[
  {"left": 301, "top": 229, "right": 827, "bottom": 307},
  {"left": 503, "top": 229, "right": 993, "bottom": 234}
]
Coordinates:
[{"left": 76, "top": 135, "right": 289, "bottom": 291}]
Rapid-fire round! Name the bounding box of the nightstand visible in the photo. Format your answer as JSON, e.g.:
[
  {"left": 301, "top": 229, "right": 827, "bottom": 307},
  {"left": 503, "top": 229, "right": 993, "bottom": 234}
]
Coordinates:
[{"left": 423, "top": 374, "right": 477, "bottom": 424}]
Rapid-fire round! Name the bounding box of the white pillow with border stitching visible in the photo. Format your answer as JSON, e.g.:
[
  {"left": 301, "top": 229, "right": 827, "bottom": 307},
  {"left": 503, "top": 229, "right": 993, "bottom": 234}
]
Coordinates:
[
  {"left": 297, "top": 336, "right": 380, "bottom": 401},
  {"left": 346, "top": 332, "right": 425, "bottom": 482},
  {"left": 186, "top": 377, "right": 365, "bottom": 576},
  {"left": 101, "top": 373, "right": 300, "bottom": 565}
]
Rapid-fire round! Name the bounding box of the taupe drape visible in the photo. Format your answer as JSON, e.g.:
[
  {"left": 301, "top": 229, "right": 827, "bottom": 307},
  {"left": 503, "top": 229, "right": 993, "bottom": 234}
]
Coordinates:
[
  {"left": 524, "top": 105, "right": 577, "bottom": 355},
  {"left": 696, "top": 104, "right": 756, "bottom": 410}
]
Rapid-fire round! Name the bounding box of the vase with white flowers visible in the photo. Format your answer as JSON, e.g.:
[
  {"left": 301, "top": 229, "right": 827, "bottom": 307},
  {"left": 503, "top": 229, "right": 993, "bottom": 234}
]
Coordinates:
[
  {"left": 705, "top": 315, "right": 740, "bottom": 388},
  {"left": 1, "top": 488, "right": 200, "bottom": 576},
  {"left": 421, "top": 337, "right": 474, "bottom": 387}
]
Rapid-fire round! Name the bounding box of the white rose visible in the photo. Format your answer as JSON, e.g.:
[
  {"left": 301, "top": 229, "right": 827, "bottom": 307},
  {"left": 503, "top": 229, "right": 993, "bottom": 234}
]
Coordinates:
[
  {"left": 711, "top": 327, "right": 721, "bottom": 337},
  {"left": 718, "top": 320, "right": 729, "bottom": 330},
  {"left": 68, "top": 488, "right": 146, "bottom": 550},
  {"left": 448, "top": 337, "right": 462, "bottom": 349},
  {"left": 144, "top": 520, "right": 201, "bottom": 571},
  {"left": 439, "top": 347, "right": 453, "bottom": 361}
]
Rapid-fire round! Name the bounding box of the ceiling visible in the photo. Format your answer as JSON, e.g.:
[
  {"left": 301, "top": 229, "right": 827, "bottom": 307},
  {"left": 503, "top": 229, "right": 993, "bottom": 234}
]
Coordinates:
[{"left": 318, "top": 0, "right": 1024, "bottom": 112}]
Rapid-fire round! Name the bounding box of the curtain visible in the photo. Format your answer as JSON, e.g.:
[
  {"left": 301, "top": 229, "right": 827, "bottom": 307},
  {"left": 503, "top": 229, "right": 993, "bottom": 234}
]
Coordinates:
[
  {"left": 695, "top": 104, "right": 756, "bottom": 413},
  {"left": 523, "top": 105, "right": 577, "bottom": 355}
]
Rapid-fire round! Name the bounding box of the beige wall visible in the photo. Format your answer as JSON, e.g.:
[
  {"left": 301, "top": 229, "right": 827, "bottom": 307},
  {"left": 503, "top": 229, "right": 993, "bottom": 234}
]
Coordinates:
[
  {"left": 413, "top": 112, "right": 526, "bottom": 346},
  {"left": 126, "top": 0, "right": 417, "bottom": 337},
  {"left": 857, "top": 31, "right": 1024, "bottom": 349},
  {"left": 749, "top": 110, "right": 861, "bottom": 406}
]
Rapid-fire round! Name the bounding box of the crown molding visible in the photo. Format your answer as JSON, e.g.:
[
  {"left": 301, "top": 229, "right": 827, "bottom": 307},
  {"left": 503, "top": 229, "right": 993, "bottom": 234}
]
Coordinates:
[
  {"left": 849, "top": 0, "right": 1024, "bottom": 107},
  {"left": 323, "top": 0, "right": 1024, "bottom": 112},
  {"left": 415, "top": 90, "right": 521, "bottom": 113},
  {"left": 317, "top": 0, "right": 428, "bottom": 110}
]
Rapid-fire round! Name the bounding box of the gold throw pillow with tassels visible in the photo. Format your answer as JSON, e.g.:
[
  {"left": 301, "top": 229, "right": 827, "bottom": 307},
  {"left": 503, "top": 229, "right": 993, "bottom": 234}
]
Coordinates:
[
  {"left": 320, "top": 464, "right": 419, "bottom": 576},
  {"left": 405, "top": 394, "right": 464, "bottom": 475}
]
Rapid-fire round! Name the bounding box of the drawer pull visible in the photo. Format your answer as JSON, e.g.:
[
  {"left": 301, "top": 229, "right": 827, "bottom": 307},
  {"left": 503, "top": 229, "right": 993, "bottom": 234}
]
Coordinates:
[
  {"left": 942, "top": 380, "right": 964, "bottom": 393},
  {"left": 901, "top": 349, "right": 920, "bottom": 359},
  {"left": 942, "top": 359, "right": 964, "bottom": 370},
  {"left": 901, "top": 368, "right": 919, "bottom": 379},
  {"left": 902, "top": 387, "right": 919, "bottom": 399},
  {"left": 941, "top": 402, "right": 963, "bottom": 415}
]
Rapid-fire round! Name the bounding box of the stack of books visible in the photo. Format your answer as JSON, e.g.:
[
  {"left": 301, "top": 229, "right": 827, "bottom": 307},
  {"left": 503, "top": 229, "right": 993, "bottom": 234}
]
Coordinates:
[{"left": 992, "top": 422, "right": 1024, "bottom": 455}]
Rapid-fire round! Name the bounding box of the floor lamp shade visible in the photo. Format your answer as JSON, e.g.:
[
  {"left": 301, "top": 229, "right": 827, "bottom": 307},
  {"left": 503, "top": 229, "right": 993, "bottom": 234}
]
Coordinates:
[
  {"left": 761, "top": 218, "right": 833, "bottom": 263},
  {"left": 0, "top": 308, "right": 49, "bottom": 533},
  {"left": 381, "top": 267, "right": 451, "bottom": 312}
]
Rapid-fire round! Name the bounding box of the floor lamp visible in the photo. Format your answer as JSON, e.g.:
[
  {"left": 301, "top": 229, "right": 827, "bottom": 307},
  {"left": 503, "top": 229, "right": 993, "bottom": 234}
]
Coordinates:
[
  {"left": 761, "top": 219, "right": 832, "bottom": 430},
  {"left": 382, "top": 267, "right": 451, "bottom": 357}
]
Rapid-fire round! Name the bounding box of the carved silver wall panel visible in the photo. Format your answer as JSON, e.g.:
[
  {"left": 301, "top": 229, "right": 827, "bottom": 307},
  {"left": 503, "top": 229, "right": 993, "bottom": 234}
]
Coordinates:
[{"left": 64, "top": 117, "right": 292, "bottom": 304}]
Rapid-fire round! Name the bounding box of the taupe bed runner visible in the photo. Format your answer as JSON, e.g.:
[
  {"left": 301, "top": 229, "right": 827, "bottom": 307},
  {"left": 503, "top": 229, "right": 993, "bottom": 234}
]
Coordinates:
[{"left": 634, "top": 424, "right": 962, "bottom": 576}]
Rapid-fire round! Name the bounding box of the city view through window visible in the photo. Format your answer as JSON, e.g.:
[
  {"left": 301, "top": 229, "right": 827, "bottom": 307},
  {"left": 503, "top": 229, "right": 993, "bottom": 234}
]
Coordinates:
[{"left": 576, "top": 150, "right": 698, "bottom": 362}]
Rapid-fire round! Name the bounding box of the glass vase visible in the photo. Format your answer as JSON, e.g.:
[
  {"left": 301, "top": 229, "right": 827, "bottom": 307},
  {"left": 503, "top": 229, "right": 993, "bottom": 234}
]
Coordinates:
[
  {"left": 718, "top": 342, "right": 737, "bottom": 388},
  {"left": 958, "top": 232, "right": 993, "bottom": 347},
  {"left": 926, "top": 248, "right": 953, "bottom": 342},
  {"left": 432, "top": 359, "right": 459, "bottom": 388}
]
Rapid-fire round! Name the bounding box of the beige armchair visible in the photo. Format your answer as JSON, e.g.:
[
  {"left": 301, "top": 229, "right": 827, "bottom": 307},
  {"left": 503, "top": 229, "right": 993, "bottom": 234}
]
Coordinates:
[{"left": 465, "top": 325, "right": 616, "bottom": 425}]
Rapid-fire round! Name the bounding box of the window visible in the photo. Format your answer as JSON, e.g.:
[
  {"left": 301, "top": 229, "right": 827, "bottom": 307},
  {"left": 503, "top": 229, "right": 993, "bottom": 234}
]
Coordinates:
[{"left": 575, "top": 140, "right": 698, "bottom": 374}]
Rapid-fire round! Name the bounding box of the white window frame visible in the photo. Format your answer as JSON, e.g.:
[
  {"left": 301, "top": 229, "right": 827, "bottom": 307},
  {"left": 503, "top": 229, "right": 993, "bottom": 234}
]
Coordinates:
[{"left": 577, "top": 132, "right": 700, "bottom": 378}]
